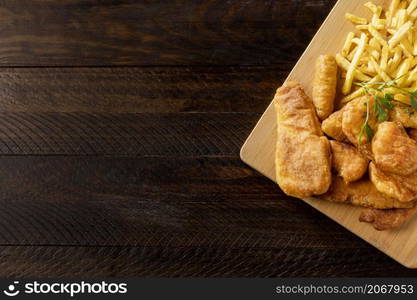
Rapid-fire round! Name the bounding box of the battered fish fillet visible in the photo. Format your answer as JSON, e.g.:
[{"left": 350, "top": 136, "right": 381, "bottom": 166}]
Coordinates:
[
  {"left": 312, "top": 55, "right": 338, "bottom": 120},
  {"left": 372, "top": 122, "right": 417, "bottom": 176},
  {"left": 275, "top": 81, "right": 332, "bottom": 198},
  {"left": 318, "top": 176, "right": 413, "bottom": 209},
  {"left": 369, "top": 162, "right": 417, "bottom": 203},
  {"left": 390, "top": 105, "right": 417, "bottom": 128},
  {"left": 321, "top": 108, "right": 347, "bottom": 141},
  {"left": 330, "top": 140, "right": 368, "bottom": 183},
  {"left": 359, "top": 205, "right": 417, "bottom": 231},
  {"left": 342, "top": 95, "right": 377, "bottom": 146}
]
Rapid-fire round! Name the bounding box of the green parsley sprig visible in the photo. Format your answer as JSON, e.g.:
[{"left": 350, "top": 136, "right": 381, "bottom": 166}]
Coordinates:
[
  {"left": 354, "top": 74, "right": 417, "bottom": 109},
  {"left": 353, "top": 74, "right": 417, "bottom": 143},
  {"left": 358, "top": 101, "right": 374, "bottom": 143}
]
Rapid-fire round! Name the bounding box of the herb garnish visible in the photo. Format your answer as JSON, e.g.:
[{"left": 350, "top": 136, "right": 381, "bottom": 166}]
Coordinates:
[
  {"left": 374, "top": 94, "right": 393, "bottom": 122},
  {"left": 353, "top": 74, "right": 417, "bottom": 143},
  {"left": 358, "top": 101, "right": 374, "bottom": 143}
]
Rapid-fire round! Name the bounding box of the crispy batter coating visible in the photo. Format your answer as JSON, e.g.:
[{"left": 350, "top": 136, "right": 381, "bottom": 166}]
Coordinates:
[
  {"left": 321, "top": 109, "right": 347, "bottom": 141},
  {"left": 369, "top": 162, "right": 417, "bottom": 203},
  {"left": 318, "top": 176, "right": 413, "bottom": 209},
  {"left": 359, "top": 205, "right": 417, "bottom": 231},
  {"left": 372, "top": 122, "right": 417, "bottom": 176},
  {"left": 275, "top": 81, "right": 332, "bottom": 198},
  {"left": 330, "top": 140, "right": 368, "bottom": 183},
  {"left": 342, "top": 95, "right": 377, "bottom": 146},
  {"left": 390, "top": 105, "right": 417, "bottom": 128},
  {"left": 312, "top": 55, "right": 338, "bottom": 120}
]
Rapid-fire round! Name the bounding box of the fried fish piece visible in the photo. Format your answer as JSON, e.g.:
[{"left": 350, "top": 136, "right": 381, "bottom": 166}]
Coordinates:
[
  {"left": 342, "top": 95, "right": 377, "bottom": 146},
  {"left": 369, "top": 162, "right": 417, "bottom": 203},
  {"left": 275, "top": 81, "right": 332, "bottom": 198},
  {"left": 359, "top": 205, "right": 417, "bottom": 231},
  {"left": 372, "top": 122, "right": 417, "bottom": 176},
  {"left": 330, "top": 140, "right": 368, "bottom": 183},
  {"left": 321, "top": 108, "right": 347, "bottom": 141},
  {"left": 341, "top": 96, "right": 376, "bottom": 159},
  {"left": 312, "top": 55, "right": 338, "bottom": 120},
  {"left": 318, "top": 176, "right": 413, "bottom": 209},
  {"left": 390, "top": 105, "right": 417, "bottom": 129}
]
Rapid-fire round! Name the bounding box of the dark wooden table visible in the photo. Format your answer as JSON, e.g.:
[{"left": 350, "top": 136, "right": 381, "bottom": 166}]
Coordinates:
[{"left": 0, "top": 0, "right": 416, "bottom": 278}]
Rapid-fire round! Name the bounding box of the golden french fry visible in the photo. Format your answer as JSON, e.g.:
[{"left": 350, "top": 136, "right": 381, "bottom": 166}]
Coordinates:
[
  {"left": 394, "top": 93, "right": 411, "bottom": 105},
  {"left": 340, "top": 88, "right": 366, "bottom": 104},
  {"left": 356, "top": 24, "right": 385, "bottom": 30},
  {"left": 364, "top": 2, "right": 382, "bottom": 16},
  {"left": 368, "top": 25, "right": 389, "bottom": 48},
  {"left": 395, "top": 57, "right": 412, "bottom": 86},
  {"left": 370, "top": 57, "right": 392, "bottom": 82},
  {"left": 388, "top": 47, "right": 403, "bottom": 73},
  {"left": 367, "top": 61, "right": 376, "bottom": 74},
  {"left": 384, "top": 86, "right": 415, "bottom": 94},
  {"left": 375, "top": 19, "right": 386, "bottom": 26},
  {"left": 408, "top": 0, "right": 417, "bottom": 14},
  {"left": 342, "top": 32, "right": 355, "bottom": 57},
  {"left": 340, "top": 75, "right": 381, "bottom": 104},
  {"left": 347, "top": 46, "right": 358, "bottom": 61},
  {"left": 335, "top": 54, "right": 372, "bottom": 81},
  {"left": 358, "top": 66, "right": 374, "bottom": 76},
  {"left": 372, "top": 14, "right": 378, "bottom": 26},
  {"left": 380, "top": 45, "right": 389, "bottom": 71},
  {"left": 387, "top": 0, "right": 401, "bottom": 27},
  {"left": 396, "top": 9, "right": 407, "bottom": 28},
  {"left": 413, "top": 29, "right": 417, "bottom": 54},
  {"left": 392, "top": 16, "right": 399, "bottom": 28},
  {"left": 408, "top": 71, "right": 417, "bottom": 82},
  {"left": 345, "top": 13, "right": 367, "bottom": 25},
  {"left": 389, "top": 21, "right": 413, "bottom": 48},
  {"left": 408, "top": 30, "right": 413, "bottom": 45},
  {"left": 343, "top": 34, "right": 368, "bottom": 95},
  {"left": 400, "top": 39, "right": 414, "bottom": 57},
  {"left": 387, "top": 28, "right": 397, "bottom": 35}
]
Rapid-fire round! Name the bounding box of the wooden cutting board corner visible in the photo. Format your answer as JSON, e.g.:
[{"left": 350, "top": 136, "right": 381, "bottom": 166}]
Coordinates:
[{"left": 240, "top": 0, "right": 417, "bottom": 268}]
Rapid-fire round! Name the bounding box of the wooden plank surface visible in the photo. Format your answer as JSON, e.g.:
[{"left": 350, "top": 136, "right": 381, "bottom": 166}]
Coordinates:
[
  {"left": 0, "top": 156, "right": 334, "bottom": 246},
  {"left": 240, "top": 0, "right": 417, "bottom": 269},
  {"left": 0, "top": 112, "right": 258, "bottom": 155},
  {"left": 0, "top": 156, "right": 415, "bottom": 277},
  {"left": 1, "top": 0, "right": 416, "bottom": 277},
  {"left": 0, "top": 67, "right": 282, "bottom": 113},
  {"left": 0, "top": 0, "right": 336, "bottom": 66},
  {"left": 1, "top": 245, "right": 416, "bottom": 278}
]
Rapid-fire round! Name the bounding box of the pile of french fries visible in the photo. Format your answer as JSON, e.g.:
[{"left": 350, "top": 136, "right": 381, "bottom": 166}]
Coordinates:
[{"left": 339, "top": 0, "right": 417, "bottom": 105}]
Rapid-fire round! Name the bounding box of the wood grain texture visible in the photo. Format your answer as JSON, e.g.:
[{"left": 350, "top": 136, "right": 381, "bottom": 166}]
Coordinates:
[
  {"left": 0, "top": 0, "right": 336, "bottom": 66},
  {"left": 0, "top": 67, "right": 282, "bottom": 113},
  {"left": 0, "top": 156, "right": 335, "bottom": 246},
  {"left": 0, "top": 245, "right": 416, "bottom": 278},
  {"left": 0, "top": 112, "right": 258, "bottom": 155},
  {"left": 0, "top": 156, "right": 348, "bottom": 247},
  {"left": 0, "top": 156, "right": 415, "bottom": 277},
  {"left": 0, "top": 0, "right": 411, "bottom": 277}
]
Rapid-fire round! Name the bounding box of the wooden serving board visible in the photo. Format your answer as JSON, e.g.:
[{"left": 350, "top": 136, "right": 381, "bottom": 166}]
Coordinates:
[{"left": 240, "top": 0, "right": 417, "bottom": 268}]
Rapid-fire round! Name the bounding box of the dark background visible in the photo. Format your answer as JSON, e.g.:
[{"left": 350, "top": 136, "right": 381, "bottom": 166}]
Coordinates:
[{"left": 0, "top": 0, "right": 416, "bottom": 277}]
